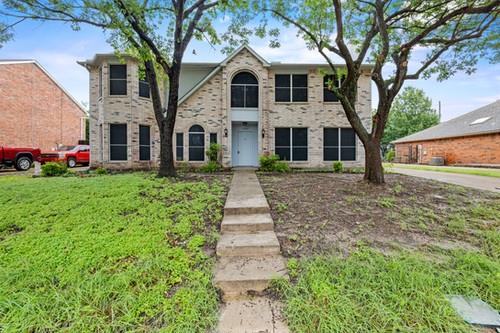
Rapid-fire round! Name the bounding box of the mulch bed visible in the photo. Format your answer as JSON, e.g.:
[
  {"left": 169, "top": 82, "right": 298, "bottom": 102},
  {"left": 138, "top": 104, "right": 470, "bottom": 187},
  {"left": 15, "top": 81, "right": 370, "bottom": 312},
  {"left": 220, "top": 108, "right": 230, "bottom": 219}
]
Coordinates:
[{"left": 258, "top": 172, "right": 500, "bottom": 257}]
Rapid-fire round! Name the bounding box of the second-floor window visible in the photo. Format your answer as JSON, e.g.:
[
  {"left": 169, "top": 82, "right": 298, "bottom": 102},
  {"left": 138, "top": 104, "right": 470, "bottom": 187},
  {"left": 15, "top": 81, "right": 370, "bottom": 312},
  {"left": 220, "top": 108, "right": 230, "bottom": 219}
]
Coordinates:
[
  {"left": 139, "top": 69, "right": 150, "bottom": 98},
  {"left": 323, "top": 74, "right": 345, "bottom": 102},
  {"left": 231, "top": 72, "right": 258, "bottom": 108},
  {"left": 275, "top": 74, "right": 308, "bottom": 102},
  {"left": 109, "top": 64, "right": 127, "bottom": 95}
]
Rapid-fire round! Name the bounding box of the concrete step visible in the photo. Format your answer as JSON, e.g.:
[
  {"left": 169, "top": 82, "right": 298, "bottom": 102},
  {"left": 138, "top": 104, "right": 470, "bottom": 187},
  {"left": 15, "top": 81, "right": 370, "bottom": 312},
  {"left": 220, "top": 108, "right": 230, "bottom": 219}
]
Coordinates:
[
  {"left": 214, "top": 256, "right": 287, "bottom": 298},
  {"left": 224, "top": 171, "right": 270, "bottom": 215},
  {"left": 217, "top": 296, "right": 290, "bottom": 333},
  {"left": 216, "top": 231, "right": 280, "bottom": 257},
  {"left": 221, "top": 213, "right": 274, "bottom": 233}
]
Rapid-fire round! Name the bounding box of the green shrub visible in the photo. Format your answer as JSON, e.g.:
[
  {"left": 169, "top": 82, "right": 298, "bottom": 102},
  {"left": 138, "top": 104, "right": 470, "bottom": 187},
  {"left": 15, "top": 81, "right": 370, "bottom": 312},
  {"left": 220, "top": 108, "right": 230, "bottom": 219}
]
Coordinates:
[
  {"left": 385, "top": 149, "right": 395, "bottom": 162},
  {"left": 206, "top": 143, "right": 221, "bottom": 162},
  {"left": 41, "top": 162, "right": 68, "bottom": 177},
  {"left": 259, "top": 154, "right": 289, "bottom": 172},
  {"left": 95, "top": 167, "right": 108, "bottom": 175},
  {"left": 200, "top": 161, "right": 221, "bottom": 173},
  {"left": 333, "top": 161, "right": 344, "bottom": 173}
]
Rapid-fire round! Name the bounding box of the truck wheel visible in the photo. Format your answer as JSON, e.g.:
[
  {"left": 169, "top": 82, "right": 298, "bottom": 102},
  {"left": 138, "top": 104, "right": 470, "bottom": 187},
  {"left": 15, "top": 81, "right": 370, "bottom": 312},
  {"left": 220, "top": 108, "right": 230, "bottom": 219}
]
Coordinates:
[
  {"left": 67, "top": 158, "right": 77, "bottom": 168},
  {"left": 15, "top": 157, "right": 32, "bottom": 171}
]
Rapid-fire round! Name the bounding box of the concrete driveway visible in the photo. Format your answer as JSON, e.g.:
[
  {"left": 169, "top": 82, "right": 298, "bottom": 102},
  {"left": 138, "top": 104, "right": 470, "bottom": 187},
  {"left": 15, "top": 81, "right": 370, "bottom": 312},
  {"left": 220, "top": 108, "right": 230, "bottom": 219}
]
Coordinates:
[{"left": 389, "top": 167, "right": 500, "bottom": 193}]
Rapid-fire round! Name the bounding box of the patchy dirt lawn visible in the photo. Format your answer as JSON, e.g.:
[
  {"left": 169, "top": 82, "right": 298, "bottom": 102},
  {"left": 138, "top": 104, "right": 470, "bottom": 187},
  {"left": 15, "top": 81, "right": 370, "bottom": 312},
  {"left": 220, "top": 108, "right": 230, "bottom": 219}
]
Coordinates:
[{"left": 258, "top": 173, "right": 500, "bottom": 257}]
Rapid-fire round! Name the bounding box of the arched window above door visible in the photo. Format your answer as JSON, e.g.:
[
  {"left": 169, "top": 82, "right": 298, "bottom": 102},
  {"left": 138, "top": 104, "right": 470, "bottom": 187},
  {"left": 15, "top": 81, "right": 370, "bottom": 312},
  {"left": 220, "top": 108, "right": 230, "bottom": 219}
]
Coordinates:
[{"left": 231, "top": 72, "right": 258, "bottom": 108}]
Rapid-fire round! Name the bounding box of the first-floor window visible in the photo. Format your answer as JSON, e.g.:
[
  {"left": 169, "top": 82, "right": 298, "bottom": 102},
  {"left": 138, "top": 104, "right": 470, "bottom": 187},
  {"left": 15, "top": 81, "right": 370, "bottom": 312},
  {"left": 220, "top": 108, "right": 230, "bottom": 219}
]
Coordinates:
[
  {"left": 189, "top": 125, "right": 205, "bottom": 161},
  {"left": 110, "top": 123, "right": 127, "bottom": 161},
  {"left": 176, "top": 133, "right": 184, "bottom": 161},
  {"left": 323, "top": 127, "right": 356, "bottom": 161},
  {"left": 275, "top": 127, "right": 308, "bottom": 161},
  {"left": 139, "top": 125, "right": 150, "bottom": 161},
  {"left": 210, "top": 133, "right": 217, "bottom": 144}
]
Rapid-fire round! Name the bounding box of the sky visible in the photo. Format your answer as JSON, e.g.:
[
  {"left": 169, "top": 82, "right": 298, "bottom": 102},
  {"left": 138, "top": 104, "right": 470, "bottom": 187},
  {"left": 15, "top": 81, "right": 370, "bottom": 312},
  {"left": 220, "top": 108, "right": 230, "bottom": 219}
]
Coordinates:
[{"left": 1, "top": 19, "right": 499, "bottom": 121}]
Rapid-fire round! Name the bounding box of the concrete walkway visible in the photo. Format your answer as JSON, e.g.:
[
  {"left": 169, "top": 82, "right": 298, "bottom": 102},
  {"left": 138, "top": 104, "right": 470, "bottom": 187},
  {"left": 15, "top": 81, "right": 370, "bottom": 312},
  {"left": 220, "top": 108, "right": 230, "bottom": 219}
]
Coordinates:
[
  {"left": 215, "top": 170, "right": 289, "bottom": 333},
  {"left": 390, "top": 167, "right": 500, "bottom": 193}
]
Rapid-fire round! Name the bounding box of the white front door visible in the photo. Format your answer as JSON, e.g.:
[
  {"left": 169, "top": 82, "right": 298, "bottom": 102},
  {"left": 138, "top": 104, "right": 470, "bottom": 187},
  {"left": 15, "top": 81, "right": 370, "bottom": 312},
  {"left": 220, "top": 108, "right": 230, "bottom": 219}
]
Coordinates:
[{"left": 232, "top": 123, "right": 258, "bottom": 166}]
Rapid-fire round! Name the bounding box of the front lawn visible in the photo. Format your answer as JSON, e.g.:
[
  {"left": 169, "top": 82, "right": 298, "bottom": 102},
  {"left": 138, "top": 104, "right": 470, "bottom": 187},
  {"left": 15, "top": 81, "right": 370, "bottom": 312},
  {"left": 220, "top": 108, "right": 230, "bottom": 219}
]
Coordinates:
[
  {"left": 259, "top": 173, "right": 500, "bottom": 332},
  {"left": 0, "top": 173, "right": 230, "bottom": 332},
  {"left": 385, "top": 163, "right": 500, "bottom": 178}
]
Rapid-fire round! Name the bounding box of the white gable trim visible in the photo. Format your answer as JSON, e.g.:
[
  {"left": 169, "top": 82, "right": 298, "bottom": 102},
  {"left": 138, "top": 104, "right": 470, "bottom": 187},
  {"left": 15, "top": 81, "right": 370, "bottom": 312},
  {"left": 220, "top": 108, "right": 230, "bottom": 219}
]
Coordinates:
[
  {"left": 220, "top": 45, "right": 270, "bottom": 67},
  {"left": 0, "top": 60, "right": 88, "bottom": 116}
]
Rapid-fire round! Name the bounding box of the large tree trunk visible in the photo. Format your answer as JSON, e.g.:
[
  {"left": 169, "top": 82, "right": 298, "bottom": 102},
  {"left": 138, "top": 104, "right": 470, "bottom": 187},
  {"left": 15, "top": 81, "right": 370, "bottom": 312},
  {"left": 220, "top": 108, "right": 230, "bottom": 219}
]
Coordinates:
[
  {"left": 158, "top": 118, "right": 175, "bottom": 177},
  {"left": 364, "top": 140, "right": 384, "bottom": 184}
]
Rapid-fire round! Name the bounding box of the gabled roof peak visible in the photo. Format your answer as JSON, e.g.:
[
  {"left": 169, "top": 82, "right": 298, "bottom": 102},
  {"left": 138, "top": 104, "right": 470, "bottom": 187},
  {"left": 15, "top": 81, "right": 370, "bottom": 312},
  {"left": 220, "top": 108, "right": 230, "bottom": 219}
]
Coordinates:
[{"left": 220, "top": 45, "right": 270, "bottom": 67}]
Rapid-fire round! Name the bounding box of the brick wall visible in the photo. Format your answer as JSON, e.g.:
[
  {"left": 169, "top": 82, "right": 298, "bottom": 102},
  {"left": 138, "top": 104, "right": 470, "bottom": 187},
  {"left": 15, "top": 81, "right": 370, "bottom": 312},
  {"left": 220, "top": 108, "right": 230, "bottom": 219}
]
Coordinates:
[
  {"left": 394, "top": 132, "right": 500, "bottom": 166},
  {"left": 0, "top": 62, "right": 85, "bottom": 152}
]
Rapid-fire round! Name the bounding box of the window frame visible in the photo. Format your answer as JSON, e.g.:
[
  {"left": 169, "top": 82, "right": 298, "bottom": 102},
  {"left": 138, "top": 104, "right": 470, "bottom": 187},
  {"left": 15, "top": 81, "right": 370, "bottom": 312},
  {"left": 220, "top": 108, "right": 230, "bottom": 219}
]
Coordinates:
[
  {"left": 231, "top": 72, "right": 259, "bottom": 108},
  {"left": 109, "top": 64, "right": 127, "bottom": 96},
  {"left": 139, "top": 79, "right": 150, "bottom": 99},
  {"left": 98, "top": 66, "right": 103, "bottom": 98},
  {"left": 176, "top": 132, "right": 184, "bottom": 161},
  {"left": 109, "top": 123, "right": 128, "bottom": 161},
  {"left": 209, "top": 133, "right": 217, "bottom": 144},
  {"left": 139, "top": 125, "right": 151, "bottom": 161},
  {"left": 323, "top": 127, "right": 357, "bottom": 161},
  {"left": 323, "top": 74, "right": 344, "bottom": 102},
  {"left": 275, "top": 74, "right": 308, "bottom": 103},
  {"left": 188, "top": 125, "right": 205, "bottom": 162},
  {"left": 274, "top": 127, "right": 308, "bottom": 162}
]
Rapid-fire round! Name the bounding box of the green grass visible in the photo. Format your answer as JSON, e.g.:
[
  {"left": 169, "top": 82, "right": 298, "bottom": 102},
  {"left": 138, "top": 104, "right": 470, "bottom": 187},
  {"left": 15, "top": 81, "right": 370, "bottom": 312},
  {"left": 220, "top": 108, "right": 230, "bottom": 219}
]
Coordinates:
[
  {"left": 0, "top": 173, "right": 227, "bottom": 332},
  {"left": 274, "top": 248, "right": 500, "bottom": 333},
  {"left": 385, "top": 163, "right": 500, "bottom": 178}
]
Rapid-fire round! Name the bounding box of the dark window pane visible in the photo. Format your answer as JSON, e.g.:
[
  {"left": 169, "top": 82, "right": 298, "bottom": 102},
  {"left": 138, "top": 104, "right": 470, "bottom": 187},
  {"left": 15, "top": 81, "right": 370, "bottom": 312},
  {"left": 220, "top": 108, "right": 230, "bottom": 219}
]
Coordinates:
[
  {"left": 292, "top": 128, "right": 307, "bottom": 146},
  {"left": 231, "top": 85, "right": 245, "bottom": 107},
  {"left": 341, "top": 147, "right": 356, "bottom": 161},
  {"left": 341, "top": 128, "right": 356, "bottom": 146},
  {"left": 292, "top": 147, "right": 308, "bottom": 161},
  {"left": 324, "top": 147, "right": 339, "bottom": 161},
  {"left": 245, "top": 85, "right": 258, "bottom": 108},
  {"left": 139, "top": 125, "right": 150, "bottom": 145},
  {"left": 110, "top": 80, "right": 127, "bottom": 95},
  {"left": 110, "top": 65, "right": 126, "bottom": 79},
  {"left": 210, "top": 133, "right": 217, "bottom": 144},
  {"left": 189, "top": 125, "right": 204, "bottom": 133},
  {"left": 189, "top": 147, "right": 204, "bottom": 161},
  {"left": 292, "top": 88, "right": 307, "bottom": 102},
  {"left": 189, "top": 133, "right": 204, "bottom": 147},
  {"left": 275, "top": 88, "right": 290, "bottom": 102},
  {"left": 275, "top": 148, "right": 291, "bottom": 161},
  {"left": 110, "top": 146, "right": 127, "bottom": 161},
  {"left": 176, "top": 133, "right": 184, "bottom": 145},
  {"left": 324, "top": 88, "right": 338, "bottom": 102},
  {"left": 324, "top": 128, "right": 339, "bottom": 146},
  {"left": 176, "top": 147, "right": 183, "bottom": 161},
  {"left": 232, "top": 72, "right": 258, "bottom": 84},
  {"left": 110, "top": 124, "right": 127, "bottom": 144},
  {"left": 139, "top": 80, "right": 150, "bottom": 98},
  {"left": 275, "top": 74, "right": 290, "bottom": 87},
  {"left": 139, "top": 147, "right": 150, "bottom": 161},
  {"left": 275, "top": 128, "right": 290, "bottom": 146},
  {"left": 292, "top": 74, "right": 307, "bottom": 87},
  {"left": 99, "top": 67, "right": 103, "bottom": 97}
]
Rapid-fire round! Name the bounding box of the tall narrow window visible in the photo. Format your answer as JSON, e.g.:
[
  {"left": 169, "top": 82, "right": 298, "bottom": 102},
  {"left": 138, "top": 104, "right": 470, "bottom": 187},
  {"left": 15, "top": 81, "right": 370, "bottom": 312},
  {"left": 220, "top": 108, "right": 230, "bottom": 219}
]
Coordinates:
[
  {"left": 231, "top": 72, "right": 258, "bottom": 108},
  {"left": 109, "top": 124, "right": 127, "bottom": 161},
  {"left": 210, "top": 133, "right": 217, "bottom": 144},
  {"left": 139, "top": 70, "right": 150, "bottom": 98},
  {"left": 189, "top": 125, "right": 205, "bottom": 161},
  {"left": 109, "top": 64, "right": 127, "bottom": 95},
  {"left": 323, "top": 128, "right": 356, "bottom": 161},
  {"left": 275, "top": 128, "right": 308, "bottom": 161},
  {"left": 176, "top": 133, "right": 184, "bottom": 161},
  {"left": 139, "top": 125, "right": 150, "bottom": 161},
  {"left": 275, "top": 74, "right": 308, "bottom": 102},
  {"left": 323, "top": 74, "right": 345, "bottom": 102},
  {"left": 98, "top": 66, "right": 103, "bottom": 98}
]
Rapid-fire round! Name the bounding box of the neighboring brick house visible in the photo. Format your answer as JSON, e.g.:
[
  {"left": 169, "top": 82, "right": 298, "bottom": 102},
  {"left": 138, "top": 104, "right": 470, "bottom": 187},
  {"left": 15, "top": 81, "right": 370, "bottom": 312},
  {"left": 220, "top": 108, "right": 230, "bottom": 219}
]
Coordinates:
[
  {"left": 393, "top": 100, "right": 500, "bottom": 166},
  {"left": 0, "top": 60, "right": 87, "bottom": 152},
  {"left": 79, "top": 45, "right": 372, "bottom": 169}
]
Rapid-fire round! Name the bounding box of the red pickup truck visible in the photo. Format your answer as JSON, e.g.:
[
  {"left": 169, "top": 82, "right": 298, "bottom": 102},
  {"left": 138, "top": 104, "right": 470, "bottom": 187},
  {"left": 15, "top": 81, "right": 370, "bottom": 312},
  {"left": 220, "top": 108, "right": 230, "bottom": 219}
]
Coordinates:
[
  {"left": 0, "top": 146, "right": 42, "bottom": 171},
  {"left": 41, "top": 145, "right": 90, "bottom": 168}
]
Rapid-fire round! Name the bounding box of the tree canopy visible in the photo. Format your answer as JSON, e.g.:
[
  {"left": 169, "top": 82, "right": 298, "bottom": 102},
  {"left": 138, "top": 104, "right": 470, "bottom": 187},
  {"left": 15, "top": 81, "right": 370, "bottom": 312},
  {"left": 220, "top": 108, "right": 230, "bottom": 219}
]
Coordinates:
[{"left": 382, "top": 87, "right": 440, "bottom": 147}]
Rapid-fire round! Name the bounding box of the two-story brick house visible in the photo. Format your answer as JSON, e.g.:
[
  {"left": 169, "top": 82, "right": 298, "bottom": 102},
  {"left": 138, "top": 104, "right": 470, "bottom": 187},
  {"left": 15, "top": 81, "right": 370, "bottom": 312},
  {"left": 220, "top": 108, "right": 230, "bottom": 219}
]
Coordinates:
[{"left": 79, "top": 45, "right": 372, "bottom": 169}]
